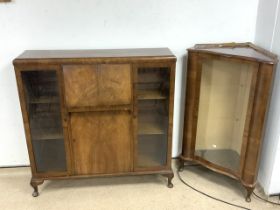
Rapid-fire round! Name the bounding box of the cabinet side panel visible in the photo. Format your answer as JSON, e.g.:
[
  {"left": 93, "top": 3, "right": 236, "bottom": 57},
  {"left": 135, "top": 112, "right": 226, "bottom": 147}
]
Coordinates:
[
  {"left": 242, "top": 63, "right": 275, "bottom": 186},
  {"left": 182, "top": 52, "right": 201, "bottom": 158}
]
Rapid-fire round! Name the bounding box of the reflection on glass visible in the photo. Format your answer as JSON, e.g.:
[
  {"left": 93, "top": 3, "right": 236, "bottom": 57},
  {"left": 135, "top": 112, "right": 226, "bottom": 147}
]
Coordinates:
[
  {"left": 136, "top": 68, "right": 170, "bottom": 167},
  {"left": 195, "top": 59, "right": 254, "bottom": 172},
  {"left": 22, "top": 71, "right": 66, "bottom": 172}
]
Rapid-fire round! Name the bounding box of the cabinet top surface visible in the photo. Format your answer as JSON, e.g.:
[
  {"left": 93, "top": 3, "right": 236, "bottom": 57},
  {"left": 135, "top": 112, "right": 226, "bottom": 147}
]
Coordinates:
[
  {"left": 188, "top": 43, "right": 278, "bottom": 64},
  {"left": 15, "top": 48, "right": 176, "bottom": 60}
]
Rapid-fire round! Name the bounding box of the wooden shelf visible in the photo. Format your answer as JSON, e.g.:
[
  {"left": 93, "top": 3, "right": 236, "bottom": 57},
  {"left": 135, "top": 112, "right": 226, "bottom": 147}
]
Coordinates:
[
  {"left": 32, "top": 131, "right": 63, "bottom": 141},
  {"left": 137, "top": 90, "right": 166, "bottom": 100},
  {"left": 29, "top": 96, "right": 59, "bottom": 104},
  {"left": 138, "top": 121, "right": 165, "bottom": 135}
]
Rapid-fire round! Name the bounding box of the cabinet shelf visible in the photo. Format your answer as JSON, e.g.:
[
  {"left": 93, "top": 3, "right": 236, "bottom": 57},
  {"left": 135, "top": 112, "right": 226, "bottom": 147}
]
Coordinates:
[
  {"left": 137, "top": 90, "right": 166, "bottom": 100},
  {"left": 138, "top": 121, "right": 165, "bottom": 135},
  {"left": 32, "top": 131, "right": 63, "bottom": 141},
  {"left": 29, "top": 96, "right": 59, "bottom": 104}
]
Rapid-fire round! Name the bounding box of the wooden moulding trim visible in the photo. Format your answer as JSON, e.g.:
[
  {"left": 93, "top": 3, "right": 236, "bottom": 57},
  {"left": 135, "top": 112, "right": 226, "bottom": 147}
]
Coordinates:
[
  {"left": 187, "top": 42, "right": 278, "bottom": 64},
  {"left": 13, "top": 57, "right": 177, "bottom": 66},
  {"left": 166, "top": 63, "right": 176, "bottom": 169},
  {"left": 248, "top": 43, "right": 278, "bottom": 60},
  {"left": 192, "top": 42, "right": 277, "bottom": 60},
  {"left": 33, "top": 169, "right": 174, "bottom": 180},
  {"left": 56, "top": 66, "right": 72, "bottom": 176},
  {"left": 193, "top": 42, "right": 251, "bottom": 49},
  {"left": 67, "top": 104, "right": 132, "bottom": 113}
]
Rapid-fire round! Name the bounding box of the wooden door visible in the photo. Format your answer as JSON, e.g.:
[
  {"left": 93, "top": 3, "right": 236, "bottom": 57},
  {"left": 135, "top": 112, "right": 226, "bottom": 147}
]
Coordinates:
[
  {"left": 70, "top": 111, "right": 132, "bottom": 175},
  {"left": 63, "top": 64, "right": 133, "bottom": 175},
  {"left": 63, "top": 64, "right": 131, "bottom": 108}
]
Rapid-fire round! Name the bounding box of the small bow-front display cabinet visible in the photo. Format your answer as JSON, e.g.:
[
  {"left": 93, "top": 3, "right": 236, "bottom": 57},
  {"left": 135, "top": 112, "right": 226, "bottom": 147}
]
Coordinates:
[
  {"left": 180, "top": 43, "right": 277, "bottom": 202},
  {"left": 14, "top": 48, "right": 176, "bottom": 197}
]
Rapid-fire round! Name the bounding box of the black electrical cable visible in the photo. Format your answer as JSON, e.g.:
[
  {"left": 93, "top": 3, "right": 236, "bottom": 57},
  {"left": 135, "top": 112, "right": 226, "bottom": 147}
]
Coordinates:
[
  {"left": 177, "top": 169, "right": 251, "bottom": 210},
  {"left": 253, "top": 192, "right": 280, "bottom": 206}
]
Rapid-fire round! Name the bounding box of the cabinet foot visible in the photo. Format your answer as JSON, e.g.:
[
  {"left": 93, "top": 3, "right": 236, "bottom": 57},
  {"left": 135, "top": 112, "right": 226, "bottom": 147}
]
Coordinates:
[
  {"left": 244, "top": 186, "right": 254, "bottom": 202},
  {"left": 178, "top": 159, "right": 185, "bottom": 172},
  {"left": 163, "top": 173, "right": 174, "bottom": 188},
  {"left": 30, "top": 178, "right": 44, "bottom": 197}
]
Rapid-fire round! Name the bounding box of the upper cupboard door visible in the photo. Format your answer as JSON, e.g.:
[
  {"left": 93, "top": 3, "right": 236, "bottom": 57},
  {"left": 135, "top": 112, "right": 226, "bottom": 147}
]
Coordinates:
[{"left": 63, "top": 64, "right": 132, "bottom": 108}]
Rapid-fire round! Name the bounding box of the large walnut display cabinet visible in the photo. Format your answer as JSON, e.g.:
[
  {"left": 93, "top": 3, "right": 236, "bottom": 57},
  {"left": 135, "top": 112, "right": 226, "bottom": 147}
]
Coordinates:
[
  {"left": 13, "top": 48, "right": 176, "bottom": 197},
  {"left": 179, "top": 43, "right": 278, "bottom": 202}
]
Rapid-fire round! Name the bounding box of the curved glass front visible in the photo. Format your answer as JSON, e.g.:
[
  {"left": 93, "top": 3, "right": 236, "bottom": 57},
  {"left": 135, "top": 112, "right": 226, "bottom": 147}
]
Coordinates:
[{"left": 195, "top": 58, "right": 254, "bottom": 172}]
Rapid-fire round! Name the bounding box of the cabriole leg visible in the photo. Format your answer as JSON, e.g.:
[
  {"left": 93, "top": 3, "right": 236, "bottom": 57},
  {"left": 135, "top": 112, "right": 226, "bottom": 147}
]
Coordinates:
[
  {"left": 163, "top": 173, "right": 174, "bottom": 188},
  {"left": 178, "top": 159, "right": 185, "bottom": 172},
  {"left": 244, "top": 186, "right": 254, "bottom": 202},
  {"left": 30, "top": 178, "right": 44, "bottom": 197}
]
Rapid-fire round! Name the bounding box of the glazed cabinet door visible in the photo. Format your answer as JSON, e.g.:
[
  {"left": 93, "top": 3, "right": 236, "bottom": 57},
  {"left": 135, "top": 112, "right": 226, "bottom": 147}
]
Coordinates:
[
  {"left": 134, "top": 65, "right": 174, "bottom": 170},
  {"left": 19, "top": 69, "right": 68, "bottom": 174},
  {"left": 193, "top": 56, "right": 259, "bottom": 174}
]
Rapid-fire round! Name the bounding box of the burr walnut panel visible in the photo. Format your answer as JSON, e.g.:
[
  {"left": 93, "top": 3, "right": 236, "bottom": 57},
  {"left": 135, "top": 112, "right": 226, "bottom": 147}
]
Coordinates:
[
  {"left": 63, "top": 64, "right": 131, "bottom": 108},
  {"left": 70, "top": 111, "right": 132, "bottom": 175}
]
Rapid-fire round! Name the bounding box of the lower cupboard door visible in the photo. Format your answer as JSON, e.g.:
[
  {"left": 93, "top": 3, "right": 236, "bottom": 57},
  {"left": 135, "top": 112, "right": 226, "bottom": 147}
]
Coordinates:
[{"left": 70, "top": 111, "right": 132, "bottom": 175}]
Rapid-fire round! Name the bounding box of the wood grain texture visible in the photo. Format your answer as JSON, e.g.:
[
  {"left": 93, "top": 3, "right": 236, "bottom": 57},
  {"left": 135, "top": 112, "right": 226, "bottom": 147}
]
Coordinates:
[
  {"left": 181, "top": 52, "right": 201, "bottom": 158},
  {"left": 63, "top": 64, "right": 131, "bottom": 108},
  {"left": 70, "top": 111, "right": 132, "bottom": 175},
  {"left": 241, "top": 63, "right": 275, "bottom": 185}
]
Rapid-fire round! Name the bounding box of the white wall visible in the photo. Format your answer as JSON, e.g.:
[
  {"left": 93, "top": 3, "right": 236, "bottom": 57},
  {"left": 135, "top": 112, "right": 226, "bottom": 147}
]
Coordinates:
[
  {"left": 0, "top": 0, "right": 259, "bottom": 166},
  {"left": 255, "top": 0, "right": 280, "bottom": 195}
]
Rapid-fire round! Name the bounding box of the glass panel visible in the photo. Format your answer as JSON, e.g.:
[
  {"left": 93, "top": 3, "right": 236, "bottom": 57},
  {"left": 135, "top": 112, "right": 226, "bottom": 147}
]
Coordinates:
[
  {"left": 136, "top": 68, "right": 170, "bottom": 168},
  {"left": 22, "top": 71, "right": 67, "bottom": 173},
  {"left": 195, "top": 59, "right": 254, "bottom": 172}
]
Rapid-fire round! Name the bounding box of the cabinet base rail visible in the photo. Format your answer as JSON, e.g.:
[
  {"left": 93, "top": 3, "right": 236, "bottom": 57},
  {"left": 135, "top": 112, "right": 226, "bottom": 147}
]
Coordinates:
[{"left": 30, "top": 170, "right": 174, "bottom": 197}]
